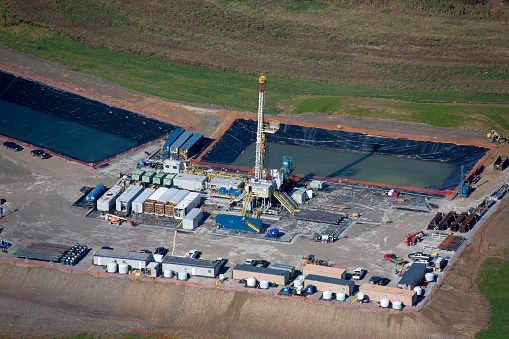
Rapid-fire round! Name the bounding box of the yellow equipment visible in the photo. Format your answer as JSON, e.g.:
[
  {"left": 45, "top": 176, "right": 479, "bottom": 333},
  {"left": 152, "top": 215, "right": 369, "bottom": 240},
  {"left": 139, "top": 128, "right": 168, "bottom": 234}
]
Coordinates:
[{"left": 487, "top": 130, "right": 504, "bottom": 143}]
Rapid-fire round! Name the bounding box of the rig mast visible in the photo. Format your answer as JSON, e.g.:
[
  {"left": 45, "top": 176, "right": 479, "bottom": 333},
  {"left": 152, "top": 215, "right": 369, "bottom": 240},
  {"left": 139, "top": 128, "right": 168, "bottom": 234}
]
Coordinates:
[{"left": 254, "top": 74, "right": 267, "bottom": 181}]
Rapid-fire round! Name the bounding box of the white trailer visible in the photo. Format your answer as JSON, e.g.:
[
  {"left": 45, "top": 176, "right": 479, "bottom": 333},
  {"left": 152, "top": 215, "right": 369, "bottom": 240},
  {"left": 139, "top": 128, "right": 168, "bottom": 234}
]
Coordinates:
[
  {"left": 97, "top": 185, "right": 124, "bottom": 212},
  {"left": 174, "top": 192, "right": 201, "bottom": 219},
  {"left": 116, "top": 185, "right": 144, "bottom": 213},
  {"left": 132, "top": 188, "right": 155, "bottom": 213},
  {"left": 182, "top": 208, "right": 203, "bottom": 230},
  {"left": 173, "top": 173, "right": 207, "bottom": 191}
]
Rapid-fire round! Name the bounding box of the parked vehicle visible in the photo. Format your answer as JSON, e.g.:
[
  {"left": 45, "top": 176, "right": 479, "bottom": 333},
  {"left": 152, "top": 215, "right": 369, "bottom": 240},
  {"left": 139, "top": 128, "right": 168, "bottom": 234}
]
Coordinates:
[
  {"left": 384, "top": 253, "right": 405, "bottom": 264},
  {"left": 3, "top": 141, "right": 22, "bottom": 152},
  {"left": 216, "top": 257, "right": 227, "bottom": 267},
  {"left": 408, "top": 252, "right": 431, "bottom": 261},
  {"left": 186, "top": 249, "right": 199, "bottom": 258},
  {"left": 31, "top": 149, "right": 51, "bottom": 159},
  {"left": 244, "top": 258, "right": 256, "bottom": 266},
  {"left": 255, "top": 260, "right": 269, "bottom": 268},
  {"left": 377, "top": 277, "right": 390, "bottom": 286},
  {"left": 353, "top": 267, "right": 366, "bottom": 280},
  {"left": 368, "top": 276, "right": 380, "bottom": 284}
]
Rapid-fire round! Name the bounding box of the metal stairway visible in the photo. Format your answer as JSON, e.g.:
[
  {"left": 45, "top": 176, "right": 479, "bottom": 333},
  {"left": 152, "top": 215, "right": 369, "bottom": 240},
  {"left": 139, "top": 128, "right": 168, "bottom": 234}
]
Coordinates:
[{"left": 273, "top": 189, "right": 298, "bottom": 215}]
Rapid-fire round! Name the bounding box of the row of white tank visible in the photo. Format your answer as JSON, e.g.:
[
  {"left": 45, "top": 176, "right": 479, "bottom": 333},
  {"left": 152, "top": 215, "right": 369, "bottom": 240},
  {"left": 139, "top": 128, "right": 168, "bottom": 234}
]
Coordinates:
[{"left": 106, "top": 261, "right": 190, "bottom": 280}]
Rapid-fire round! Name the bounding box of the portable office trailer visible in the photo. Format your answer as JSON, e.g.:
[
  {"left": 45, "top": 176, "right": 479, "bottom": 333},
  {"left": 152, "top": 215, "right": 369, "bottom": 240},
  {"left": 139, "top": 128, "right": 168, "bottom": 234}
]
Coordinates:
[
  {"left": 163, "top": 173, "right": 177, "bottom": 186},
  {"left": 304, "top": 274, "right": 354, "bottom": 296},
  {"left": 152, "top": 172, "right": 167, "bottom": 185},
  {"left": 183, "top": 208, "right": 203, "bottom": 230},
  {"left": 303, "top": 264, "right": 346, "bottom": 280},
  {"left": 232, "top": 264, "right": 290, "bottom": 285},
  {"left": 359, "top": 283, "right": 417, "bottom": 306},
  {"left": 173, "top": 173, "right": 207, "bottom": 191},
  {"left": 162, "top": 128, "right": 184, "bottom": 155},
  {"left": 141, "top": 171, "right": 156, "bottom": 184},
  {"left": 169, "top": 131, "right": 192, "bottom": 157},
  {"left": 165, "top": 189, "right": 189, "bottom": 216},
  {"left": 132, "top": 169, "right": 145, "bottom": 181},
  {"left": 161, "top": 256, "right": 221, "bottom": 278},
  {"left": 132, "top": 188, "right": 155, "bottom": 213},
  {"left": 397, "top": 263, "right": 427, "bottom": 290},
  {"left": 144, "top": 187, "right": 169, "bottom": 214},
  {"left": 154, "top": 188, "right": 179, "bottom": 214},
  {"left": 146, "top": 262, "right": 160, "bottom": 277},
  {"left": 174, "top": 192, "right": 201, "bottom": 219},
  {"left": 93, "top": 248, "right": 151, "bottom": 270},
  {"left": 116, "top": 185, "right": 144, "bottom": 213},
  {"left": 163, "top": 159, "right": 185, "bottom": 174},
  {"left": 97, "top": 185, "right": 124, "bottom": 212},
  {"left": 179, "top": 133, "right": 203, "bottom": 159}
]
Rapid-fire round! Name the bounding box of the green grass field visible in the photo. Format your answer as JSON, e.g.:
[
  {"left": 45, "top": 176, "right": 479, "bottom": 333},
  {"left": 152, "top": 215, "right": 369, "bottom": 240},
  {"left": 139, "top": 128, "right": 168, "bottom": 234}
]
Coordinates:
[
  {"left": 476, "top": 252, "right": 509, "bottom": 338},
  {"left": 1, "top": 24, "right": 509, "bottom": 133}
]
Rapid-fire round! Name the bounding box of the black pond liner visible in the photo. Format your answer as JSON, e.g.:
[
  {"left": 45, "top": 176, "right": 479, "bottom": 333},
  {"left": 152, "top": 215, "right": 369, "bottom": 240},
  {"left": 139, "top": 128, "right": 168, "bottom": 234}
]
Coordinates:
[
  {"left": 0, "top": 70, "right": 176, "bottom": 163},
  {"left": 200, "top": 119, "right": 489, "bottom": 191}
]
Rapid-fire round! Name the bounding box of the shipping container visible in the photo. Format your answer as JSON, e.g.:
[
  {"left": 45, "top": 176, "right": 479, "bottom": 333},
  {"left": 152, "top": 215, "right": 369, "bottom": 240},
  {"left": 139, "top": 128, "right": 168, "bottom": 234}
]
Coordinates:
[
  {"left": 182, "top": 208, "right": 203, "bottom": 230},
  {"left": 162, "top": 128, "right": 184, "bottom": 155},
  {"left": 141, "top": 171, "right": 156, "bottom": 184},
  {"left": 164, "top": 189, "right": 189, "bottom": 216},
  {"left": 116, "top": 185, "right": 144, "bottom": 213},
  {"left": 154, "top": 188, "right": 179, "bottom": 214},
  {"left": 163, "top": 173, "right": 177, "bottom": 186},
  {"left": 174, "top": 192, "right": 202, "bottom": 219},
  {"left": 132, "top": 169, "right": 145, "bottom": 181},
  {"left": 179, "top": 133, "right": 203, "bottom": 159},
  {"left": 85, "top": 183, "right": 107, "bottom": 204},
  {"left": 152, "top": 172, "right": 167, "bottom": 185},
  {"left": 173, "top": 173, "right": 207, "bottom": 191},
  {"left": 132, "top": 188, "right": 156, "bottom": 213},
  {"left": 97, "top": 185, "right": 124, "bottom": 212},
  {"left": 169, "top": 131, "right": 192, "bottom": 157},
  {"left": 144, "top": 187, "right": 169, "bottom": 214}
]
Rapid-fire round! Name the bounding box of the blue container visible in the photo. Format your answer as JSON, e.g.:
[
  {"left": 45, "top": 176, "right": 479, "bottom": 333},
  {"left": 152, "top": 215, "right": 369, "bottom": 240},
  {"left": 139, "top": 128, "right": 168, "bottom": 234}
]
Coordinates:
[
  {"left": 85, "top": 183, "right": 107, "bottom": 203},
  {"left": 306, "top": 284, "right": 315, "bottom": 295},
  {"left": 180, "top": 133, "right": 204, "bottom": 159},
  {"left": 162, "top": 128, "right": 184, "bottom": 155},
  {"left": 282, "top": 287, "right": 291, "bottom": 294},
  {"left": 270, "top": 228, "right": 280, "bottom": 238}
]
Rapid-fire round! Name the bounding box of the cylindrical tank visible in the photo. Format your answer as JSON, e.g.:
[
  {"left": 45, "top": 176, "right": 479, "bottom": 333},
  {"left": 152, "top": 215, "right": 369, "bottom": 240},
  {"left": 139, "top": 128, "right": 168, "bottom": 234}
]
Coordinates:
[
  {"left": 306, "top": 285, "right": 314, "bottom": 295},
  {"left": 163, "top": 269, "right": 173, "bottom": 278},
  {"left": 358, "top": 292, "right": 364, "bottom": 301},
  {"left": 392, "top": 301, "right": 402, "bottom": 310},
  {"left": 322, "top": 291, "right": 332, "bottom": 300},
  {"left": 118, "top": 263, "right": 129, "bottom": 274},
  {"left": 380, "top": 298, "right": 390, "bottom": 308},
  {"left": 336, "top": 292, "right": 346, "bottom": 301},
  {"left": 178, "top": 271, "right": 188, "bottom": 280},
  {"left": 270, "top": 228, "right": 280, "bottom": 238},
  {"left": 260, "top": 280, "right": 269, "bottom": 289},
  {"left": 425, "top": 273, "right": 435, "bottom": 282},
  {"left": 413, "top": 286, "right": 423, "bottom": 296},
  {"left": 106, "top": 261, "right": 117, "bottom": 273},
  {"left": 85, "top": 183, "right": 107, "bottom": 203},
  {"left": 294, "top": 279, "right": 304, "bottom": 289},
  {"left": 218, "top": 274, "right": 225, "bottom": 281},
  {"left": 246, "top": 277, "right": 257, "bottom": 287}
]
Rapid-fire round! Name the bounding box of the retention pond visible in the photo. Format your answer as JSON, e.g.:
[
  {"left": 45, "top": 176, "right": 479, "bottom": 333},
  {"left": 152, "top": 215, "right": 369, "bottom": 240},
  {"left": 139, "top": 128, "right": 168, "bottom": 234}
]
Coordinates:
[
  {"left": 0, "top": 70, "right": 175, "bottom": 164},
  {"left": 200, "top": 119, "right": 489, "bottom": 192}
]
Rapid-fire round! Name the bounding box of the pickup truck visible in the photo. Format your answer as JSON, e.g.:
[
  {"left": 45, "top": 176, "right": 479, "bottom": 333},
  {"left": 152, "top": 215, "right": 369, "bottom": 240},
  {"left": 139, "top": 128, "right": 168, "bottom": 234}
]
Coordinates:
[
  {"left": 408, "top": 252, "right": 431, "bottom": 261},
  {"left": 352, "top": 267, "right": 366, "bottom": 280},
  {"left": 384, "top": 253, "right": 404, "bottom": 264}
]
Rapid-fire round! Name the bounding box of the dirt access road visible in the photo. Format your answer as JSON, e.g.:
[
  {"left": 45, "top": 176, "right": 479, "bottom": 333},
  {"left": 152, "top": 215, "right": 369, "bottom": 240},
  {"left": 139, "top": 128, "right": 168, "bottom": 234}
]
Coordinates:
[{"left": 0, "top": 45, "right": 507, "bottom": 338}]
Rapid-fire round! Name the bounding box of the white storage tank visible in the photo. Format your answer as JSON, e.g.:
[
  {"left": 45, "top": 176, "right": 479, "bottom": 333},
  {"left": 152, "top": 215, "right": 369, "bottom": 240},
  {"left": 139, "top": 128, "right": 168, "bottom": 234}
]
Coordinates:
[
  {"left": 246, "top": 277, "right": 257, "bottom": 287},
  {"left": 178, "top": 271, "right": 188, "bottom": 280},
  {"left": 163, "top": 269, "right": 173, "bottom": 278},
  {"left": 392, "top": 301, "right": 402, "bottom": 310},
  {"left": 413, "top": 286, "right": 423, "bottom": 296},
  {"left": 380, "top": 298, "right": 390, "bottom": 308},
  {"left": 97, "top": 185, "right": 124, "bottom": 212},
  {"left": 336, "top": 292, "right": 346, "bottom": 301},
  {"left": 425, "top": 273, "right": 435, "bottom": 282},
  {"left": 260, "top": 280, "right": 269, "bottom": 289},
  {"left": 322, "top": 291, "right": 332, "bottom": 300},
  {"left": 118, "top": 263, "right": 129, "bottom": 274},
  {"left": 106, "top": 261, "right": 117, "bottom": 273},
  {"left": 294, "top": 279, "right": 304, "bottom": 289}
]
